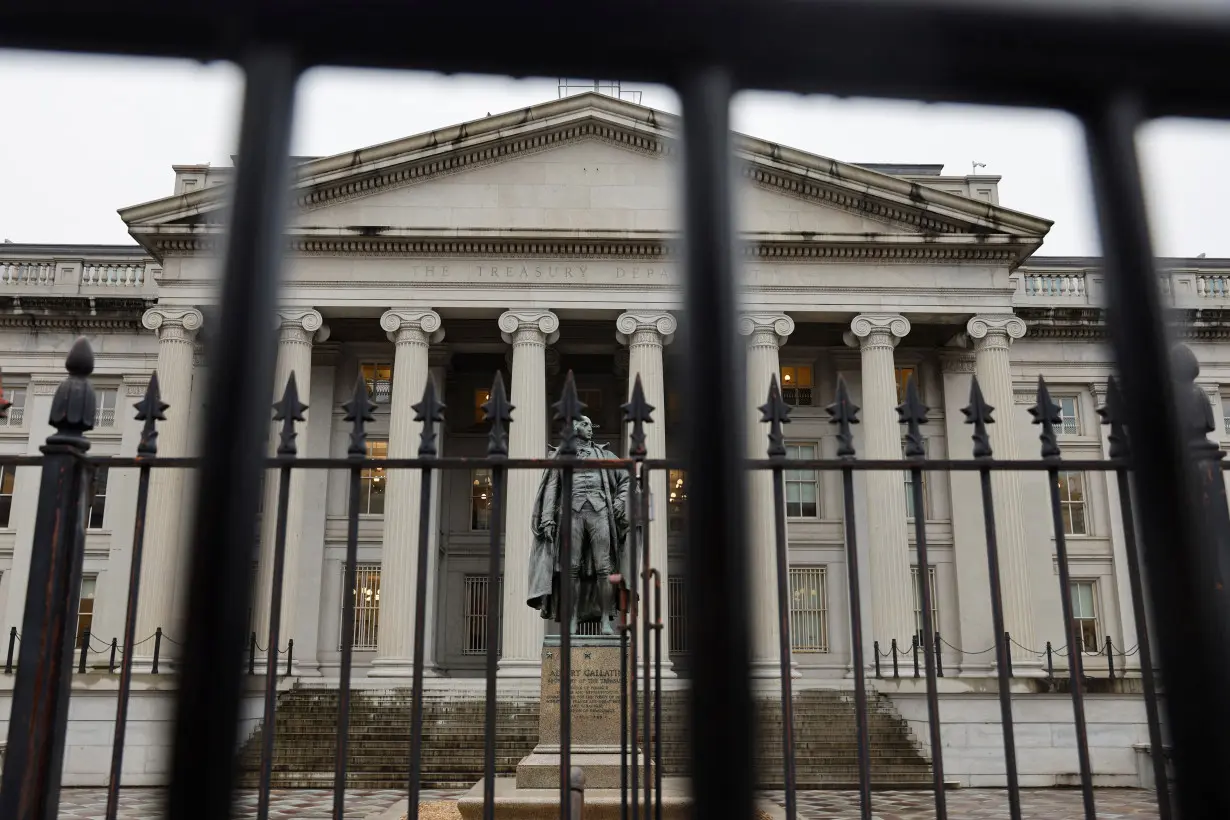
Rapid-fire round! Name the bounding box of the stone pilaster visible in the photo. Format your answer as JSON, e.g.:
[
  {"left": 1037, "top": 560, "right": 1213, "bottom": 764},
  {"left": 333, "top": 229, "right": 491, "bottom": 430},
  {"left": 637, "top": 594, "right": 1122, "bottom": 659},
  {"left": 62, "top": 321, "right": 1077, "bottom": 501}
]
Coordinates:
[
  {"left": 497, "top": 309, "right": 560, "bottom": 679},
  {"left": 253, "top": 309, "right": 328, "bottom": 660},
  {"left": 739, "top": 313, "right": 796, "bottom": 676},
  {"left": 133, "top": 307, "right": 203, "bottom": 664},
  {"left": 617, "top": 311, "right": 676, "bottom": 665},
  {"left": 369, "top": 309, "right": 444, "bottom": 677},
  {"left": 847, "top": 314, "right": 916, "bottom": 649},
  {"left": 966, "top": 314, "right": 1037, "bottom": 664}
]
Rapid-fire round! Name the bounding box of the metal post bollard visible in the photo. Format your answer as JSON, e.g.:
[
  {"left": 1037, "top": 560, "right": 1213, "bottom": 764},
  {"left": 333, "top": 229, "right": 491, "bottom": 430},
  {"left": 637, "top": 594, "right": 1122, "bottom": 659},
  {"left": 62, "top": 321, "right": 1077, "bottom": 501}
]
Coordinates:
[
  {"left": 873, "top": 641, "right": 881, "bottom": 679},
  {"left": 151, "top": 627, "right": 162, "bottom": 675},
  {"left": 569, "top": 766, "right": 585, "bottom": 820},
  {"left": 1046, "top": 641, "right": 1054, "bottom": 680},
  {"left": 891, "top": 638, "right": 899, "bottom": 679},
  {"left": 286, "top": 638, "right": 293, "bottom": 677},
  {"left": 5, "top": 626, "right": 15, "bottom": 674},
  {"left": 249, "top": 631, "right": 256, "bottom": 676},
  {"left": 912, "top": 635, "right": 920, "bottom": 679},
  {"left": 78, "top": 630, "right": 89, "bottom": 673},
  {"left": 1004, "top": 631, "right": 1013, "bottom": 678},
  {"left": 935, "top": 631, "right": 943, "bottom": 678},
  {"left": 1106, "top": 636, "right": 1116, "bottom": 680},
  {"left": 109, "top": 638, "right": 117, "bottom": 674}
]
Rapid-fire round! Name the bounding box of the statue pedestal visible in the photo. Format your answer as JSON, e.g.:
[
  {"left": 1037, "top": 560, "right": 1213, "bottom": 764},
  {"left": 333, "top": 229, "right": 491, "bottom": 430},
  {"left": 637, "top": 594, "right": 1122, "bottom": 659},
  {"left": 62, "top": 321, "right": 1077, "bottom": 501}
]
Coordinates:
[
  {"left": 516, "top": 634, "right": 647, "bottom": 789},
  {"left": 458, "top": 635, "right": 689, "bottom": 819}
]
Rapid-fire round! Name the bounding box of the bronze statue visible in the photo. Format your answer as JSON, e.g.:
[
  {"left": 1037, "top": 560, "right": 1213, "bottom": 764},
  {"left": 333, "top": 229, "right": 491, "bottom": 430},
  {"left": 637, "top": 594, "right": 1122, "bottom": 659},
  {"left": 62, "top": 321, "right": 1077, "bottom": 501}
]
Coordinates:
[{"left": 526, "top": 415, "right": 630, "bottom": 634}]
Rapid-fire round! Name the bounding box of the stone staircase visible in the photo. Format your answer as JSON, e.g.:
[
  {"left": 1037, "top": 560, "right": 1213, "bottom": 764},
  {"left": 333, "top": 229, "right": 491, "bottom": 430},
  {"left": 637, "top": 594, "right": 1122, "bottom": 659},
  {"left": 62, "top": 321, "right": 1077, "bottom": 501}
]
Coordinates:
[{"left": 238, "top": 686, "right": 932, "bottom": 789}]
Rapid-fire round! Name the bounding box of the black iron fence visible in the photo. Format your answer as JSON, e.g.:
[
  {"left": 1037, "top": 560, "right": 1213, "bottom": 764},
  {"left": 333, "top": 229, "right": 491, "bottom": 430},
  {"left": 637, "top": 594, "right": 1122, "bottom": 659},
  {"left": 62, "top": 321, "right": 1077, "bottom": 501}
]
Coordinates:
[{"left": 0, "top": 335, "right": 1207, "bottom": 820}]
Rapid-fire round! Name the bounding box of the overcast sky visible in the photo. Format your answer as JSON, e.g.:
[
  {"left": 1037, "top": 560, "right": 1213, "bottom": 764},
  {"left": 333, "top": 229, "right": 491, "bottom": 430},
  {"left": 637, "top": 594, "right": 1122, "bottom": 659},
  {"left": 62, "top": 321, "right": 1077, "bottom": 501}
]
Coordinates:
[{"left": 1, "top": 49, "right": 1227, "bottom": 258}]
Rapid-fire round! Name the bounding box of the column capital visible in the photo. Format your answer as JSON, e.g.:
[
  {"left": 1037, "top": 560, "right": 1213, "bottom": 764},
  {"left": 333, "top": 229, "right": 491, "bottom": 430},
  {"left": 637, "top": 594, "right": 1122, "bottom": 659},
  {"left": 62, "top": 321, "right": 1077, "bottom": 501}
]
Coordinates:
[
  {"left": 142, "top": 307, "right": 203, "bottom": 342},
  {"left": 846, "top": 314, "right": 910, "bottom": 350},
  {"left": 277, "top": 308, "right": 330, "bottom": 344},
  {"left": 616, "top": 311, "right": 677, "bottom": 346},
  {"left": 381, "top": 309, "right": 444, "bottom": 345},
  {"left": 499, "top": 309, "right": 559, "bottom": 345},
  {"left": 738, "top": 313, "right": 795, "bottom": 347},
  {"left": 966, "top": 314, "right": 1026, "bottom": 350}
]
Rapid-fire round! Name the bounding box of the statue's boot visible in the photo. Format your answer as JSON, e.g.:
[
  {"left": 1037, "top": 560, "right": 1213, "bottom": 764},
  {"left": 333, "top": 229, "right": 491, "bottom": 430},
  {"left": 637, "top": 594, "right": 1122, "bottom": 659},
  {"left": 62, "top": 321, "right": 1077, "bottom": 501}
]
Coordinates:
[
  {"left": 568, "top": 573, "right": 581, "bottom": 634},
  {"left": 597, "top": 573, "right": 616, "bottom": 635}
]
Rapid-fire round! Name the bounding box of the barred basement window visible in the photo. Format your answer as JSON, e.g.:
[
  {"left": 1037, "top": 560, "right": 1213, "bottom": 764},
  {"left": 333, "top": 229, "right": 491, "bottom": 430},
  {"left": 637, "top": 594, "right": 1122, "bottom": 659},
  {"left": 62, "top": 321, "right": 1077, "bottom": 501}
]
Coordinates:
[
  {"left": 779, "top": 365, "right": 812, "bottom": 406},
  {"left": 339, "top": 564, "right": 381, "bottom": 650},
  {"left": 361, "top": 363, "right": 393, "bottom": 404},
  {"left": 2, "top": 387, "right": 25, "bottom": 427},
  {"left": 94, "top": 388, "right": 117, "bottom": 428},
  {"left": 911, "top": 566, "right": 940, "bottom": 641},
  {"left": 788, "top": 566, "right": 828, "bottom": 653},
  {"left": 463, "top": 574, "right": 503, "bottom": 655},
  {"left": 668, "top": 576, "right": 688, "bottom": 655}
]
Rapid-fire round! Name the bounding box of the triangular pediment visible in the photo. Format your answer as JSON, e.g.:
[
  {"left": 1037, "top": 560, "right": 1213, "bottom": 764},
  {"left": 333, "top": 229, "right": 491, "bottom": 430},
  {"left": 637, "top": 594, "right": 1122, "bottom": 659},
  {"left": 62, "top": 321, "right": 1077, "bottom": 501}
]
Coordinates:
[{"left": 120, "top": 93, "right": 1051, "bottom": 260}]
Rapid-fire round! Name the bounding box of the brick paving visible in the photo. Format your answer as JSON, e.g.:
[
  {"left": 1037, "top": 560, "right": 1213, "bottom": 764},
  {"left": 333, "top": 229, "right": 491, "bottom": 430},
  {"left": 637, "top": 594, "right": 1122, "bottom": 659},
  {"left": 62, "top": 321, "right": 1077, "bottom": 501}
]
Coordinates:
[
  {"left": 54, "top": 786, "right": 1162, "bottom": 819},
  {"left": 55, "top": 788, "right": 465, "bottom": 819},
  {"left": 762, "top": 788, "right": 1163, "bottom": 819}
]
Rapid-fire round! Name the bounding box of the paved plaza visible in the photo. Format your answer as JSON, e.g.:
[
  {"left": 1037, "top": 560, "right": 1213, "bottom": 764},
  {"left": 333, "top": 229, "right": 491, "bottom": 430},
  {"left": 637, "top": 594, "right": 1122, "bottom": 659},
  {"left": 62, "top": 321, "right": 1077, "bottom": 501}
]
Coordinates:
[{"left": 53, "top": 787, "right": 1162, "bottom": 819}]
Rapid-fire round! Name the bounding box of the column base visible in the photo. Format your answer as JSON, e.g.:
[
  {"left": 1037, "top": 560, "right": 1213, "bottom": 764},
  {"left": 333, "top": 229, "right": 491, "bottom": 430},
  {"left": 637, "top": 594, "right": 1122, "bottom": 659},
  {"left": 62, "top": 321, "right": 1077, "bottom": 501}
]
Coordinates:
[
  {"left": 365, "top": 658, "right": 442, "bottom": 678},
  {"left": 497, "top": 658, "right": 543, "bottom": 678},
  {"left": 749, "top": 659, "right": 802, "bottom": 680}
]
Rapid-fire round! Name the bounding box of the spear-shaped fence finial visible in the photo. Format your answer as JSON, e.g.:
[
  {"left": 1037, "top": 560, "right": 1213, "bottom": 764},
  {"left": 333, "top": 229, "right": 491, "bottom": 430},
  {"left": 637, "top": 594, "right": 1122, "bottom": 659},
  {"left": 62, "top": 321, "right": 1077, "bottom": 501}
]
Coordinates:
[
  {"left": 134, "top": 371, "right": 170, "bottom": 457},
  {"left": 343, "top": 373, "right": 376, "bottom": 459},
  {"left": 826, "top": 376, "right": 860, "bottom": 459},
  {"left": 759, "top": 374, "right": 791, "bottom": 458},
  {"left": 272, "top": 372, "right": 308, "bottom": 457},
  {"left": 553, "top": 371, "right": 586, "bottom": 456},
  {"left": 1029, "top": 376, "right": 1063, "bottom": 459},
  {"left": 962, "top": 375, "right": 995, "bottom": 459},
  {"left": 412, "top": 376, "right": 446, "bottom": 458},
  {"left": 897, "top": 374, "right": 929, "bottom": 458},
  {"left": 482, "top": 371, "right": 514, "bottom": 458},
  {"left": 621, "top": 373, "right": 654, "bottom": 459},
  {"left": 1098, "top": 375, "right": 1131, "bottom": 460}
]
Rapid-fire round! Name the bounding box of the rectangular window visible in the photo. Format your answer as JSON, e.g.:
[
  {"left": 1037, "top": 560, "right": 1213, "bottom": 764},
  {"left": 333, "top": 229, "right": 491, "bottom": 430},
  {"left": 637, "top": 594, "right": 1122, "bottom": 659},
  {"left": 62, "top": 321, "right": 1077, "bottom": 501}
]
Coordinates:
[
  {"left": 87, "top": 467, "right": 108, "bottom": 529},
  {"left": 1057, "top": 470, "right": 1088, "bottom": 535},
  {"left": 2, "top": 387, "right": 25, "bottom": 427},
  {"left": 911, "top": 566, "right": 940, "bottom": 641},
  {"left": 779, "top": 365, "right": 813, "bottom": 406},
  {"left": 668, "top": 575, "right": 688, "bottom": 655},
  {"left": 361, "top": 363, "right": 393, "bottom": 404},
  {"left": 358, "top": 440, "right": 387, "bottom": 515},
  {"left": 474, "top": 387, "right": 491, "bottom": 424},
  {"left": 0, "top": 464, "right": 14, "bottom": 528},
  {"left": 1056, "top": 395, "right": 1081, "bottom": 435},
  {"left": 903, "top": 437, "right": 928, "bottom": 521},
  {"left": 76, "top": 575, "right": 96, "bottom": 648},
  {"left": 94, "top": 388, "right": 118, "bottom": 428},
  {"left": 895, "top": 366, "right": 918, "bottom": 404},
  {"left": 668, "top": 469, "right": 687, "bottom": 533},
  {"left": 339, "top": 564, "right": 381, "bottom": 649},
  {"left": 1070, "top": 580, "right": 1099, "bottom": 654},
  {"left": 462, "top": 574, "right": 503, "bottom": 656},
  {"left": 577, "top": 388, "right": 604, "bottom": 421},
  {"left": 784, "top": 443, "right": 819, "bottom": 518},
  {"left": 789, "top": 566, "right": 829, "bottom": 653},
  {"left": 471, "top": 468, "right": 494, "bottom": 530}
]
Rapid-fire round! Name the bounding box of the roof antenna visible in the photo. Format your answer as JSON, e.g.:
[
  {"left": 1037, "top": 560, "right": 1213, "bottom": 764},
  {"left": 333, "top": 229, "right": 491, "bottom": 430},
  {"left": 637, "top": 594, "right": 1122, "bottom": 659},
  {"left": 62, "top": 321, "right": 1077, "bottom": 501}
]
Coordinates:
[{"left": 971, "top": 161, "right": 987, "bottom": 174}]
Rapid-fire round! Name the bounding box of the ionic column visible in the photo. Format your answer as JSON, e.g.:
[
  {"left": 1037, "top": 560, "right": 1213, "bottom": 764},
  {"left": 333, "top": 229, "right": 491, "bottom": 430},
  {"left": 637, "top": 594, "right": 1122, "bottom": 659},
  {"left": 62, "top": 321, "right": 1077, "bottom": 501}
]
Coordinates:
[
  {"left": 497, "top": 309, "right": 559, "bottom": 679},
  {"left": 847, "top": 314, "right": 915, "bottom": 649},
  {"left": 254, "top": 309, "right": 328, "bottom": 657},
  {"left": 966, "top": 315, "right": 1037, "bottom": 660},
  {"left": 617, "top": 312, "right": 676, "bottom": 664},
  {"left": 370, "top": 309, "right": 444, "bottom": 677},
  {"left": 134, "top": 307, "right": 203, "bottom": 662},
  {"left": 739, "top": 313, "right": 795, "bottom": 676}
]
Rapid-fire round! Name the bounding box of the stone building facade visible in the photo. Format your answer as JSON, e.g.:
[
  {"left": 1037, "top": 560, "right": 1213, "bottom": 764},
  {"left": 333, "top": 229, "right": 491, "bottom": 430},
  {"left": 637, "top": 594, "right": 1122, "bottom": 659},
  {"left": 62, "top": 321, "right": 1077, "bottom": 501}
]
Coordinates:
[{"left": 0, "top": 91, "right": 1223, "bottom": 785}]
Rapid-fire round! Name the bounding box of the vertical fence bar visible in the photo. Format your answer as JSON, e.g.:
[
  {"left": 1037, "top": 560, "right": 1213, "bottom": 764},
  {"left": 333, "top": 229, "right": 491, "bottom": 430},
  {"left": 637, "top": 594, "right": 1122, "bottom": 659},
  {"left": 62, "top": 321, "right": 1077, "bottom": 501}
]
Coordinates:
[
  {"left": 640, "top": 464, "right": 652, "bottom": 819},
  {"left": 678, "top": 67, "right": 753, "bottom": 820},
  {"left": 480, "top": 372, "right": 511, "bottom": 820},
  {"left": 332, "top": 452, "right": 364, "bottom": 819},
  {"left": 830, "top": 375, "right": 872, "bottom": 820},
  {"left": 1084, "top": 94, "right": 1230, "bottom": 819},
  {"left": 1034, "top": 378, "right": 1096, "bottom": 819},
  {"left": 167, "top": 48, "right": 299, "bottom": 820},
  {"left": 408, "top": 378, "right": 445, "bottom": 820},
  {"left": 651, "top": 568, "right": 662, "bottom": 820},
  {"left": 966, "top": 375, "right": 1022, "bottom": 820},
  {"left": 628, "top": 467, "right": 639, "bottom": 820},
  {"left": 0, "top": 339, "right": 93, "bottom": 820},
  {"left": 901, "top": 375, "right": 947, "bottom": 819},
  {"left": 763, "top": 375, "right": 796, "bottom": 820},
  {"left": 619, "top": 581, "right": 629, "bottom": 820},
  {"left": 1102, "top": 376, "right": 1172, "bottom": 820}
]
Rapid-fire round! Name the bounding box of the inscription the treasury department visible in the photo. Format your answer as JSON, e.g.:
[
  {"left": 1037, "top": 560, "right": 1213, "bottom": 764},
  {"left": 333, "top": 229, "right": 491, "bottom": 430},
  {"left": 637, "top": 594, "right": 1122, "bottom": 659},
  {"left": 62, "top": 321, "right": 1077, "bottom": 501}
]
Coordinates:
[{"left": 393, "top": 261, "right": 679, "bottom": 282}]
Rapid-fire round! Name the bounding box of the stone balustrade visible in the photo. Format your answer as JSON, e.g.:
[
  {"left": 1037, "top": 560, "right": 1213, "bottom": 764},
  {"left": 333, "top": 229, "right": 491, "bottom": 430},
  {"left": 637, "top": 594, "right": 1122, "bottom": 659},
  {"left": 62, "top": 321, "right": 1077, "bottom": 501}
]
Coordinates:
[
  {"left": 81, "top": 263, "right": 145, "bottom": 287},
  {"left": 1021, "top": 270, "right": 1088, "bottom": 299},
  {"left": 0, "top": 255, "right": 157, "bottom": 295},
  {"left": 0, "top": 262, "right": 55, "bottom": 286}
]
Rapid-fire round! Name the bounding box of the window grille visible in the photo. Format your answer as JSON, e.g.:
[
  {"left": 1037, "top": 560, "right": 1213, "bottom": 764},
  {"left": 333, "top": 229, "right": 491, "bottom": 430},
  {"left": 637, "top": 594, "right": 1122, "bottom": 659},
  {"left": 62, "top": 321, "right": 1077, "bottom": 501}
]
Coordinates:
[
  {"left": 779, "top": 365, "right": 813, "bottom": 406},
  {"left": 361, "top": 363, "right": 392, "bottom": 404},
  {"left": 1057, "top": 395, "right": 1081, "bottom": 435},
  {"left": 668, "top": 469, "right": 687, "bottom": 533},
  {"left": 1057, "top": 471, "right": 1088, "bottom": 535},
  {"left": 471, "top": 468, "right": 494, "bottom": 530},
  {"left": 94, "top": 388, "right": 117, "bottom": 428},
  {"left": 788, "top": 566, "right": 828, "bottom": 653},
  {"left": 668, "top": 575, "right": 688, "bottom": 655},
  {"left": 340, "top": 564, "right": 381, "bottom": 650},
  {"left": 911, "top": 566, "right": 940, "bottom": 641},
  {"left": 462, "top": 574, "right": 503, "bottom": 655},
  {"left": 2, "top": 388, "right": 25, "bottom": 427}
]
